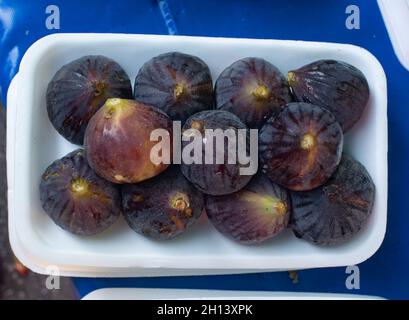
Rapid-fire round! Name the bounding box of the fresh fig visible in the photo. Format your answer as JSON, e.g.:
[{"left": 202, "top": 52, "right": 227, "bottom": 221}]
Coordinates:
[
  {"left": 205, "top": 173, "right": 290, "bottom": 244},
  {"left": 288, "top": 59, "right": 369, "bottom": 132},
  {"left": 259, "top": 102, "right": 343, "bottom": 191},
  {"left": 134, "top": 52, "right": 213, "bottom": 123},
  {"left": 84, "top": 98, "right": 172, "bottom": 184},
  {"left": 215, "top": 57, "right": 292, "bottom": 128},
  {"left": 181, "top": 110, "right": 254, "bottom": 195},
  {"left": 122, "top": 166, "right": 204, "bottom": 240},
  {"left": 39, "top": 149, "right": 121, "bottom": 236},
  {"left": 46, "top": 55, "right": 132, "bottom": 144},
  {"left": 291, "top": 154, "right": 375, "bottom": 246}
]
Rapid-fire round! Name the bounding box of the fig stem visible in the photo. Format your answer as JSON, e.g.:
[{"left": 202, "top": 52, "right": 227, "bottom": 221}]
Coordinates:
[
  {"left": 104, "top": 98, "right": 125, "bottom": 119},
  {"left": 132, "top": 194, "right": 144, "bottom": 202},
  {"left": 94, "top": 82, "right": 106, "bottom": 96},
  {"left": 287, "top": 71, "right": 296, "bottom": 85},
  {"left": 252, "top": 84, "right": 269, "bottom": 100},
  {"left": 300, "top": 133, "right": 316, "bottom": 150},
  {"left": 71, "top": 178, "right": 89, "bottom": 195},
  {"left": 170, "top": 193, "right": 190, "bottom": 212},
  {"left": 273, "top": 201, "right": 287, "bottom": 216},
  {"left": 190, "top": 120, "right": 203, "bottom": 131},
  {"left": 174, "top": 83, "right": 185, "bottom": 99}
]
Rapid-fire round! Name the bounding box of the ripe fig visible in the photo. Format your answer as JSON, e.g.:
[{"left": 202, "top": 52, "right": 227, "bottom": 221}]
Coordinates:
[
  {"left": 259, "top": 102, "right": 343, "bottom": 191},
  {"left": 39, "top": 149, "right": 121, "bottom": 236},
  {"left": 46, "top": 55, "right": 133, "bottom": 145},
  {"left": 181, "top": 110, "right": 254, "bottom": 195},
  {"left": 205, "top": 173, "right": 290, "bottom": 245},
  {"left": 134, "top": 52, "right": 213, "bottom": 123},
  {"left": 290, "top": 154, "right": 375, "bottom": 246},
  {"left": 84, "top": 98, "right": 172, "bottom": 184},
  {"left": 288, "top": 59, "right": 369, "bottom": 132},
  {"left": 215, "top": 57, "right": 292, "bottom": 128},
  {"left": 122, "top": 166, "right": 204, "bottom": 240}
]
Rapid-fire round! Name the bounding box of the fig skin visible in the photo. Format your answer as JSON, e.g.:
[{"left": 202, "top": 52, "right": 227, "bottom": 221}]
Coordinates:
[
  {"left": 134, "top": 52, "right": 213, "bottom": 123},
  {"left": 259, "top": 102, "right": 343, "bottom": 191},
  {"left": 122, "top": 166, "right": 204, "bottom": 240},
  {"left": 205, "top": 173, "right": 290, "bottom": 245},
  {"left": 288, "top": 59, "right": 369, "bottom": 132},
  {"left": 46, "top": 55, "right": 133, "bottom": 145},
  {"left": 215, "top": 57, "right": 292, "bottom": 128},
  {"left": 181, "top": 110, "right": 253, "bottom": 195},
  {"left": 290, "top": 154, "right": 375, "bottom": 246},
  {"left": 84, "top": 98, "right": 172, "bottom": 184},
  {"left": 39, "top": 149, "right": 121, "bottom": 236}
]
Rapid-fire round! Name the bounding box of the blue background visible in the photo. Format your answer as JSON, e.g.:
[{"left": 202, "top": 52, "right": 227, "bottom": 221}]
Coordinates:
[{"left": 1, "top": 0, "right": 408, "bottom": 299}]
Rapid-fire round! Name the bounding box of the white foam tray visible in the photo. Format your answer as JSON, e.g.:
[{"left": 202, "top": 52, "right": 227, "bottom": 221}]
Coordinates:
[
  {"left": 7, "top": 34, "right": 388, "bottom": 277},
  {"left": 82, "top": 288, "right": 383, "bottom": 300},
  {"left": 378, "top": 0, "right": 409, "bottom": 71}
]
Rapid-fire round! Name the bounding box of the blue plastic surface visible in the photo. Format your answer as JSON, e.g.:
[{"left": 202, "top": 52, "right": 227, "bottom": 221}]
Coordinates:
[{"left": 1, "top": 0, "right": 408, "bottom": 299}]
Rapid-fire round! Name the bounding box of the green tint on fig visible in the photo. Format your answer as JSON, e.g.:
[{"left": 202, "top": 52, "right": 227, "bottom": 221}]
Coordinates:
[
  {"left": 291, "top": 154, "right": 375, "bottom": 246},
  {"left": 288, "top": 59, "right": 370, "bottom": 132},
  {"left": 122, "top": 166, "right": 204, "bottom": 240},
  {"left": 84, "top": 98, "right": 172, "bottom": 184},
  {"left": 134, "top": 52, "right": 214, "bottom": 123},
  {"left": 215, "top": 57, "right": 293, "bottom": 128},
  {"left": 205, "top": 173, "right": 290, "bottom": 244},
  {"left": 39, "top": 149, "right": 121, "bottom": 236},
  {"left": 46, "top": 55, "right": 133, "bottom": 145},
  {"left": 259, "top": 102, "right": 343, "bottom": 191},
  {"left": 180, "top": 110, "right": 253, "bottom": 195}
]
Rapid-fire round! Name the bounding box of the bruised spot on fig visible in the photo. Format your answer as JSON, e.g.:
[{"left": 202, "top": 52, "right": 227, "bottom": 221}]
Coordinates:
[
  {"left": 300, "top": 133, "right": 316, "bottom": 150},
  {"left": 43, "top": 171, "right": 59, "bottom": 181},
  {"left": 252, "top": 84, "right": 270, "bottom": 101},
  {"left": 323, "top": 184, "right": 341, "bottom": 198},
  {"left": 114, "top": 174, "right": 126, "bottom": 182},
  {"left": 71, "top": 178, "right": 90, "bottom": 196},
  {"left": 104, "top": 111, "right": 113, "bottom": 119},
  {"left": 160, "top": 225, "right": 172, "bottom": 234},
  {"left": 184, "top": 207, "right": 193, "bottom": 217},
  {"left": 324, "top": 184, "right": 368, "bottom": 209},
  {"left": 170, "top": 215, "right": 185, "bottom": 230},
  {"left": 132, "top": 194, "right": 144, "bottom": 202}
]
